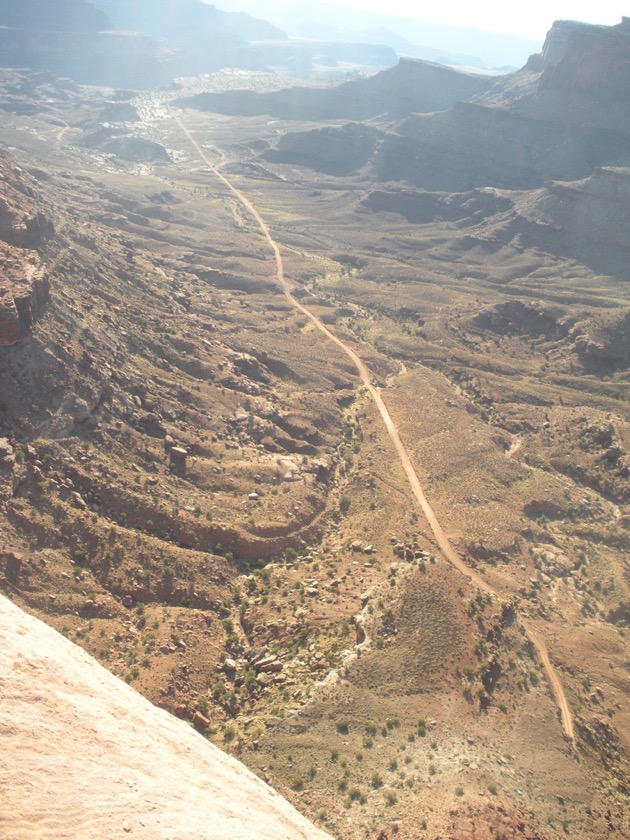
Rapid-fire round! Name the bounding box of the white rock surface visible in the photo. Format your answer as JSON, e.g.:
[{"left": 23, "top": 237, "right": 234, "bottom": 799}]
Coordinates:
[{"left": 0, "top": 595, "right": 332, "bottom": 840}]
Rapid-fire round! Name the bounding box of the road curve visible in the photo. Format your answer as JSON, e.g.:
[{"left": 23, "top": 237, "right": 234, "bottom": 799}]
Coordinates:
[{"left": 172, "top": 111, "right": 575, "bottom": 746}]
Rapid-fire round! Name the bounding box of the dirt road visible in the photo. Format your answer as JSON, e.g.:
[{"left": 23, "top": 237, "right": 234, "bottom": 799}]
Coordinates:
[{"left": 172, "top": 111, "right": 575, "bottom": 746}]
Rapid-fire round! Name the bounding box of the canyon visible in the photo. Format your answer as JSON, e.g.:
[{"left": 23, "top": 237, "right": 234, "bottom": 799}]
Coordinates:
[{"left": 0, "top": 9, "right": 629, "bottom": 840}]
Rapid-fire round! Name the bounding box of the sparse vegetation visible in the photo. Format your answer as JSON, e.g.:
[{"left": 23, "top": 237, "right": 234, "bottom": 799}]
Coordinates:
[{"left": 1, "top": 49, "right": 628, "bottom": 840}]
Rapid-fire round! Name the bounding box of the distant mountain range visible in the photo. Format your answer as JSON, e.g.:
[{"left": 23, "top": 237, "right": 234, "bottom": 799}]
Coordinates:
[
  {"left": 0, "top": 0, "right": 401, "bottom": 86},
  {"left": 210, "top": 0, "right": 543, "bottom": 69},
  {"left": 92, "top": 0, "right": 285, "bottom": 42},
  {"left": 0, "top": 0, "right": 545, "bottom": 88}
]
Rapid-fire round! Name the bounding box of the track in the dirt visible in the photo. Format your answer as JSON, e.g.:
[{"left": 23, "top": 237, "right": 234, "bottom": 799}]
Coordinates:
[{"left": 171, "top": 111, "right": 575, "bottom": 746}]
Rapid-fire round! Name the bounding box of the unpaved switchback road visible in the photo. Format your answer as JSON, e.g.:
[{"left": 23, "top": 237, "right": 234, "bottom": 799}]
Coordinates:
[{"left": 171, "top": 111, "right": 575, "bottom": 746}]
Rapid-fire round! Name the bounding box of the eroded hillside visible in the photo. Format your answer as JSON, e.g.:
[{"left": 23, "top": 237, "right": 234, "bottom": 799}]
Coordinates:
[{"left": 1, "top": 20, "right": 629, "bottom": 839}]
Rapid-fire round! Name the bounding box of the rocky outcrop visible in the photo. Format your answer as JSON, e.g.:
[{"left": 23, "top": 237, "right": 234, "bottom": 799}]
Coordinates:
[
  {"left": 504, "top": 167, "right": 630, "bottom": 278},
  {"left": 98, "top": 102, "right": 141, "bottom": 124},
  {"left": 0, "top": 157, "right": 53, "bottom": 248},
  {"left": 0, "top": 594, "right": 332, "bottom": 840},
  {"left": 0, "top": 250, "right": 50, "bottom": 346},
  {"left": 569, "top": 308, "right": 630, "bottom": 372},
  {"left": 0, "top": 156, "right": 52, "bottom": 346},
  {"left": 84, "top": 132, "right": 171, "bottom": 163},
  {"left": 362, "top": 186, "right": 512, "bottom": 224},
  {"left": 177, "top": 57, "right": 494, "bottom": 121},
  {"left": 0, "top": 438, "right": 16, "bottom": 500},
  {"left": 363, "top": 163, "right": 630, "bottom": 280},
  {"left": 468, "top": 300, "right": 571, "bottom": 340}
]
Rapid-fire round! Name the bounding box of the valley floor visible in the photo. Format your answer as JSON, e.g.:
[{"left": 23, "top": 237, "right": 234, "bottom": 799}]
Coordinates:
[{"left": 0, "top": 70, "right": 628, "bottom": 839}]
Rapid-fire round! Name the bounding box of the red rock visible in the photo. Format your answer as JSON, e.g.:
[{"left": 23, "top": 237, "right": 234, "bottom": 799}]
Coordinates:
[{"left": 192, "top": 711, "right": 211, "bottom": 730}]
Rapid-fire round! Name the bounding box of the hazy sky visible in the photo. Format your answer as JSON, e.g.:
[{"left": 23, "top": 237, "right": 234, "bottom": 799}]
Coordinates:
[{"left": 317, "top": 0, "right": 626, "bottom": 39}]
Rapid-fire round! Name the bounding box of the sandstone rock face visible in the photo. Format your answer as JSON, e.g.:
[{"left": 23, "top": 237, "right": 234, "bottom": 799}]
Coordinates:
[
  {"left": 536, "top": 19, "right": 630, "bottom": 132},
  {"left": 0, "top": 594, "right": 332, "bottom": 840},
  {"left": 0, "top": 155, "right": 52, "bottom": 346},
  {"left": 0, "top": 156, "right": 53, "bottom": 248}
]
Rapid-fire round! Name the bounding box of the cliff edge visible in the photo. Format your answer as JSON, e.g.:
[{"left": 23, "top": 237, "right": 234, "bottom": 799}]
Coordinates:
[{"left": 0, "top": 594, "right": 332, "bottom": 840}]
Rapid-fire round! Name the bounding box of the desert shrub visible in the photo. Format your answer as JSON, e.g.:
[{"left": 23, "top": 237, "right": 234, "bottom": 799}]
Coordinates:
[{"left": 384, "top": 790, "right": 397, "bottom": 806}]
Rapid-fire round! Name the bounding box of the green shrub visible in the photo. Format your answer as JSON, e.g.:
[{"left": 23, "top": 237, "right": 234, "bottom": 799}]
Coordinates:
[{"left": 384, "top": 790, "right": 397, "bottom": 806}]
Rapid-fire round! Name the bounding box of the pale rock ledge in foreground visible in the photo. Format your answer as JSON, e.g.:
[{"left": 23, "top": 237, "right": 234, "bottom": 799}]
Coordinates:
[{"left": 0, "top": 595, "right": 332, "bottom": 840}]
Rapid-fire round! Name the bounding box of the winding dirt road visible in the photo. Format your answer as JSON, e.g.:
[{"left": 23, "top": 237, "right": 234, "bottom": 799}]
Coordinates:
[{"left": 171, "top": 112, "right": 575, "bottom": 745}]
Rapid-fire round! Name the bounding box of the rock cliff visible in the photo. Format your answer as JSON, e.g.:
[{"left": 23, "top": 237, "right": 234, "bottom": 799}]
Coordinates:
[
  {"left": 373, "top": 19, "right": 630, "bottom": 189},
  {"left": 0, "top": 155, "right": 52, "bottom": 346},
  {"left": 0, "top": 594, "right": 332, "bottom": 840},
  {"left": 512, "top": 166, "right": 630, "bottom": 278},
  {"left": 263, "top": 20, "right": 630, "bottom": 192},
  {"left": 363, "top": 166, "right": 630, "bottom": 280}
]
